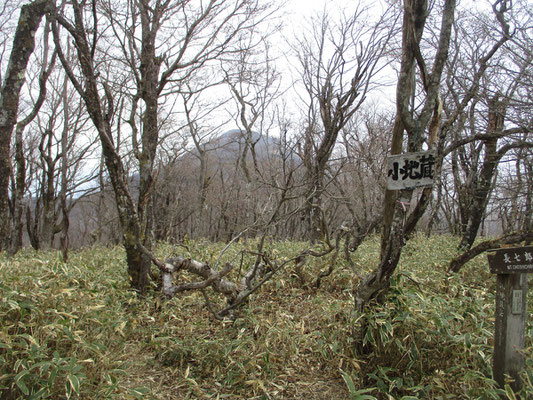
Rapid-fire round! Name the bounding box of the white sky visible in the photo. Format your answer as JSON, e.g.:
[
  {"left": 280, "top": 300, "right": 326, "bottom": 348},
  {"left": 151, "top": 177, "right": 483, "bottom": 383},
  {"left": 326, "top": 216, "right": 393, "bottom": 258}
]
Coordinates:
[{"left": 277, "top": 0, "right": 397, "bottom": 113}]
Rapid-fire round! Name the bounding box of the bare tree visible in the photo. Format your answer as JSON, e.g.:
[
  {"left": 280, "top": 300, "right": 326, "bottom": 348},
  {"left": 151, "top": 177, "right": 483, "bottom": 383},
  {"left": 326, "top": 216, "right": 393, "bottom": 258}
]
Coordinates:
[
  {"left": 294, "top": 5, "right": 395, "bottom": 242},
  {"left": 20, "top": 56, "right": 95, "bottom": 253},
  {"left": 354, "top": 0, "right": 457, "bottom": 310},
  {"left": 178, "top": 81, "right": 231, "bottom": 239},
  {"left": 495, "top": 146, "right": 533, "bottom": 234},
  {"left": 9, "top": 18, "right": 56, "bottom": 254},
  {"left": 451, "top": 3, "right": 533, "bottom": 252},
  {"left": 0, "top": 0, "right": 52, "bottom": 251},
  {"left": 223, "top": 36, "right": 283, "bottom": 236},
  {"left": 442, "top": 1, "right": 533, "bottom": 271},
  {"left": 50, "top": 0, "right": 275, "bottom": 293},
  {"left": 335, "top": 106, "right": 393, "bottom": 252},
  {"left": 423, "top": 1, "right": 514, "bottom": 236}
]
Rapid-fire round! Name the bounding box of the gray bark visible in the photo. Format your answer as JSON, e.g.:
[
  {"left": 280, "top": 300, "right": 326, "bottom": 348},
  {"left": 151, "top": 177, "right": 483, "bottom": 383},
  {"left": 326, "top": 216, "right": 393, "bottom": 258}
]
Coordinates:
[
  {"left": 355, "top": 0, "right": 456, "bottom": 311},
  {"left": 457, "top": 97, "right": 505, "bottom": 251},
  {"left": 10, "top": 38, "right": 55, "bottom": 253},
  {"left": 0, "top": 0, "right": 52, "bottom": 251},
  {"left": 51, "top": 3, "right": 146, "bottom": 290}
]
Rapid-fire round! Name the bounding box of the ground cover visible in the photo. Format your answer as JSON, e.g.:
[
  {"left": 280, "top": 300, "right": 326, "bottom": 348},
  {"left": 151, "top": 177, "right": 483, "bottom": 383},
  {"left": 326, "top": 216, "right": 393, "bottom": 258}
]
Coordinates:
[{"left": 0, "top": 234, "right": 531, "bottom": 399}]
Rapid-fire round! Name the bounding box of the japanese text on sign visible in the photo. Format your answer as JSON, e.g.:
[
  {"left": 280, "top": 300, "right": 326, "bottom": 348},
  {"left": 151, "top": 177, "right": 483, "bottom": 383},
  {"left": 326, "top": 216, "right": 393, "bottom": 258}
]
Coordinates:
[
  {"left": 487, "top": 245, "right": 533, "bottom": 274},
  {"left": 386, "top": 151, "right": 436, "bottom": 190}
]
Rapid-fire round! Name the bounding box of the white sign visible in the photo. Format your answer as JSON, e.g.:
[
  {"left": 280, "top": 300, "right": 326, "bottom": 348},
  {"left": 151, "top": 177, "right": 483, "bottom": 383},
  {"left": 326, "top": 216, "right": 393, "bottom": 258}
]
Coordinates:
[{"left": 386, "top": 150, "right": 436, "bottom": 190}]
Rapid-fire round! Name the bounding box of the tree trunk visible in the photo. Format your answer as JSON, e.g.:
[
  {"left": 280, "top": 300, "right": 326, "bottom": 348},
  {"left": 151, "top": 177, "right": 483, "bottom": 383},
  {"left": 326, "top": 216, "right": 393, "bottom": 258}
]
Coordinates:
[
  {"left": 458, "top": 97, "right": 505, "bottom": 251},
  {"left": 125, "top": 240, "right": 151, "bottom": 292},
  {"left": 0, "top": 0, "right": 51, "bottom": 251},
  {"left": 26, "top": 201, "right": 40, "bottom": 250},
  {"left": 52, "top": 5, "right": 154, "bottom": 293},
  {"left": 9, "top": 20, "right": 54, "bottom": 255},
  {"left": 523, "top": 161, "right": 532, "bottom": 233},
  {"left": 11, "top": 123, "right": 26, "bottom": 254},
  {"left": 305, "top": 165, "right": 325, "bottom": 244},
  {"left": 59, "top": 71, "right": 70, "bottom": 261},
  {"left": 355, "top": 0, "right": 455, "bottom": 310},
  {"left": 39, "top": 138, "right": 57, "bottom": 250}
]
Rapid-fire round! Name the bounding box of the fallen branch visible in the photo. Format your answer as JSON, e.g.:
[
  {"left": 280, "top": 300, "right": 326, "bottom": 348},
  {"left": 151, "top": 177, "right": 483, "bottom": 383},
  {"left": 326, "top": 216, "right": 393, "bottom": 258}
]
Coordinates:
[
  {"left": 448, "top": 230, "right": 533, "bottom": 273},
  {"left": 216, "top": 253, "right": 304, "bottom": 317},
  {"left": 162, "top": 257, "right": 238, "bottom": 299},
  {"left": 143, "top": 222, "right": 353, "bottom": 320},
  {"left": 161, "top": 239, "right": 343, "bottom": 320}
]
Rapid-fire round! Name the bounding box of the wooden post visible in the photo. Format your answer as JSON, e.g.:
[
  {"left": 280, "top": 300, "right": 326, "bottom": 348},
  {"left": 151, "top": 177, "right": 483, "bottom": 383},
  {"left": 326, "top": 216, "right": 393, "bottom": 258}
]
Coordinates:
[
  {"left": 493, "top": 273, "right": 527, "bottom": 392},
  {"left": 488, "top": 245, "right": 532, "bottom": 394}
]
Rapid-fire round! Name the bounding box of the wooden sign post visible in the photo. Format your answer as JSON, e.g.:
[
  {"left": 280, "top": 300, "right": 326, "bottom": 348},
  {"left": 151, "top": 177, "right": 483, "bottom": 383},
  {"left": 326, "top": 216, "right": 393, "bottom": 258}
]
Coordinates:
[{"left": 487, "top": 246, "right": 532, "bottom": 393}]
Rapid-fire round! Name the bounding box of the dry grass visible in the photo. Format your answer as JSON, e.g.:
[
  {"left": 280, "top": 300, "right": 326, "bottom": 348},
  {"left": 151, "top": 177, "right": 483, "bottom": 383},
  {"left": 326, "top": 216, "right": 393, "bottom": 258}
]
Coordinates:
[{"left": 0, "top": 235, "right": 531, "bottom": 399}]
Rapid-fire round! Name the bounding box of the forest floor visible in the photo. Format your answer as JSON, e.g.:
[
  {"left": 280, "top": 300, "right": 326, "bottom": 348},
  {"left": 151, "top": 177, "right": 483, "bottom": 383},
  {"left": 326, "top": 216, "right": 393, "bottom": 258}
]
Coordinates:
[{"left": 0, "top": 234, "right": 531, "bottom": 399}]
